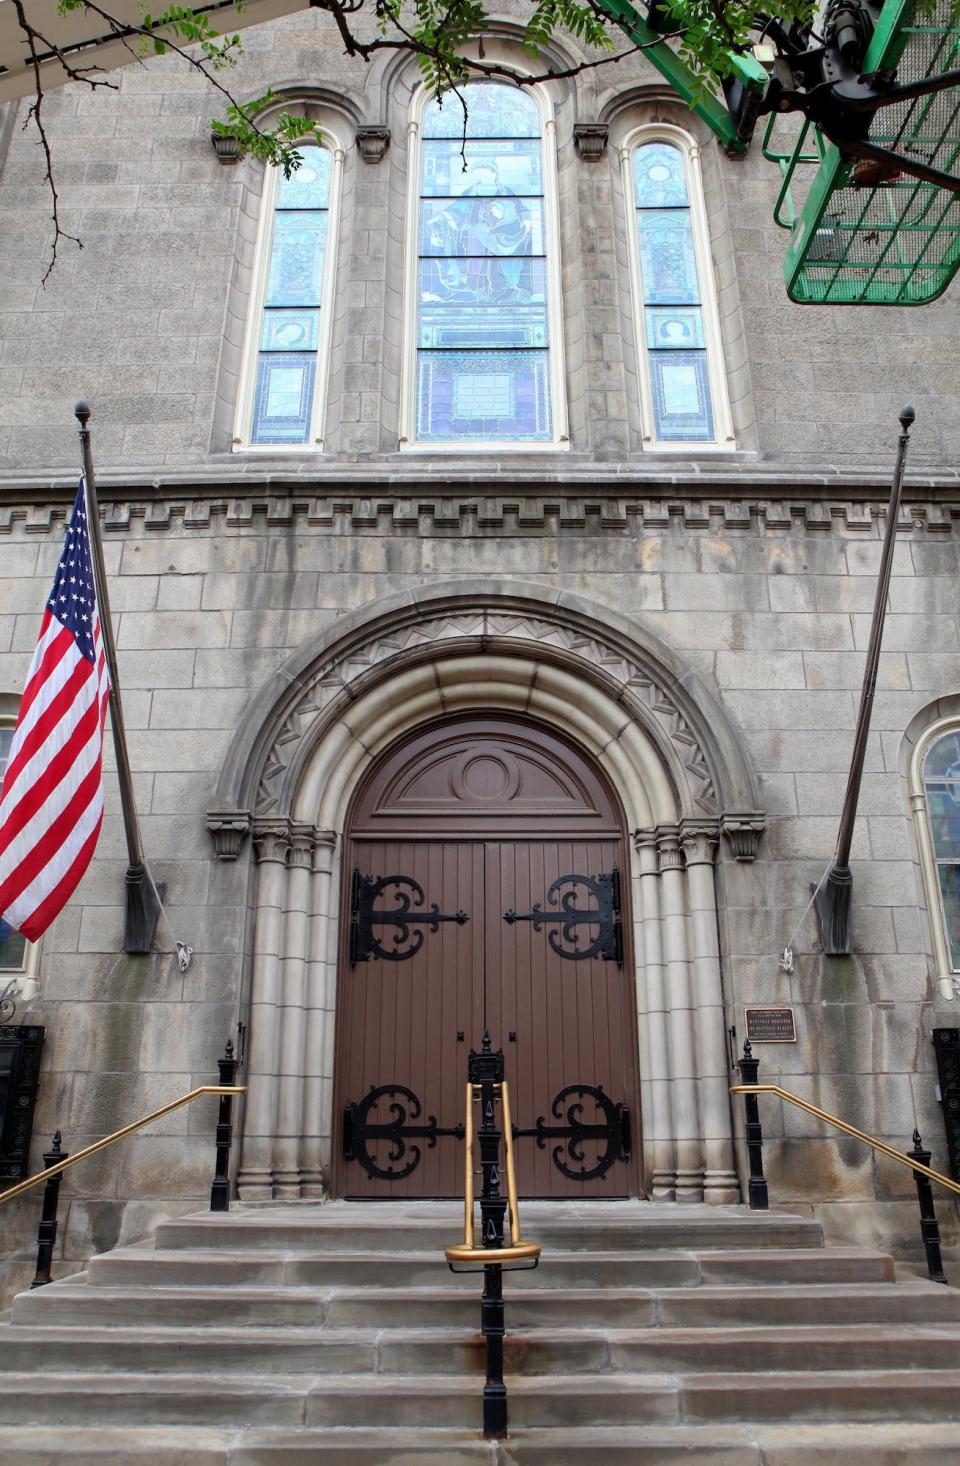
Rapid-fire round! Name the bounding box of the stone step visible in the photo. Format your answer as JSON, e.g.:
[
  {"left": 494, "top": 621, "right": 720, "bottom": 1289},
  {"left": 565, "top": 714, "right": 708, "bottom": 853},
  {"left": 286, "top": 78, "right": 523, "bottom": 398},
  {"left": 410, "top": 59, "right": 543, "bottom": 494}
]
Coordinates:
[
  {"left": 3, "top": 1323, "right": 959, "bottom": 1380},
  {"left": 85, "top": 1244, "right": 893, "bottom": 1292},
  {"left": 3, "top": 1421, "right": 960, "bottom": 1465},
  {"left": 155, "top": 1205, "right": 824, "bottom": 1256},
  {"left": 16, "top": 1278, "right": 954, "bottom": 1332}
]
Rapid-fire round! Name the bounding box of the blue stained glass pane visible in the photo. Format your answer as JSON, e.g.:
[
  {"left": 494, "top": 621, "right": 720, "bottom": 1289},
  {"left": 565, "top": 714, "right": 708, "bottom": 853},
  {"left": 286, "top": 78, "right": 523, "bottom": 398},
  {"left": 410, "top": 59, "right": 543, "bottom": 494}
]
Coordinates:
[
  {"left": 419, "top": 257, "right": 546, "bottom": 309},
  {"left": 926, "top": 784, "right": 960, "bottom": 859},
  {"left": 646, "top": 306, "right": 705, "bottom": 350},
  {"left": 634, "top": 143, "right": 688, "bottom": 208},
  {"left": 416, "top": 350, "right": 551, "bottom": 441},
  {"left": 937, "top": 865, "right": 960, "bottom": 970},
  {"left": 638, "top": 210, "right": 700, "bottom": 304},
  {"left": 251, "top": 352, "right": 317, "bottom": 444},
  {"left": 419, "top": 197, "right": 544, "bottom": 257},
  {"left": 265, "top": 213, "right": 328, "bottom": 307},
  {"left": 260, "top": 308, "right": 321, "bottom": 352},
  {"left": 276, "top": 150, "right": 331, "bottom": 209},
  {"left": 421, "top": 140, "right": 542, "bottom": 198},
  {"left": 423, "top": 84, "right": 540, "bottom": 139},
  {"left": 420, "top": 300, "right": 548, "bottom": 350},
  {"left": 926, "top": 732, "right": 960, "bottom": 779},
  {"left": 649, "top": 350, "right": 714, "bottom": 440}
]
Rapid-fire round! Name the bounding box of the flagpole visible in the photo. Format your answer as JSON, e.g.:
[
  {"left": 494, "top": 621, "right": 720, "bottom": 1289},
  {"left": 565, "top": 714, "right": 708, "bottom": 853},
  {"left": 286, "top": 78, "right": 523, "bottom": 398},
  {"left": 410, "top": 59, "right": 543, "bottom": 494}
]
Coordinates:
[{"left": 75, "top": 400, "right": 162, "bottom": 954}]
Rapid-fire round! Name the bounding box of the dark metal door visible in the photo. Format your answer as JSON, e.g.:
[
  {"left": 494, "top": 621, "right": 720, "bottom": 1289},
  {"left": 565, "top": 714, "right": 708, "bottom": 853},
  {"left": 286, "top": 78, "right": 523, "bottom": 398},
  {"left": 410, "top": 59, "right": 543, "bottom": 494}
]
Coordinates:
[{"left": 334, "top": 715, "right": 640, "bottom": 1199}]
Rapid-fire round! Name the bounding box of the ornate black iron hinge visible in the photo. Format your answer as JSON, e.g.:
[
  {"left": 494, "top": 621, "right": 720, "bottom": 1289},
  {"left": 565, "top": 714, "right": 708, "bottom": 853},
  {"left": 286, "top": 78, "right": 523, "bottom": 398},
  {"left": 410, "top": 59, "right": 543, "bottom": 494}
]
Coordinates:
[
  {"left": 504, "top": 869, "right": 623, "bottom": 964},
  {"left": 350, "top": 869, "right": 469, "bottom": 963},
  {"left": 343, "top": 1083, "right": 465, "bottom": 1181},
  {"left": 513, "top": 1084, "right": 630, "bottom": 1181}
]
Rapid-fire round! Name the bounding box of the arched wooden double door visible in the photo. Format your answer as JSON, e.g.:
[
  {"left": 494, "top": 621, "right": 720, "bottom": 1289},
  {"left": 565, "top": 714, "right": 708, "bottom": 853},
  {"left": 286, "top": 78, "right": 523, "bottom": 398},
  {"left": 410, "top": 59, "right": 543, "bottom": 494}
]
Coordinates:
[{"left": 334, "top": 714, "right": 641, "bottom": 1199}]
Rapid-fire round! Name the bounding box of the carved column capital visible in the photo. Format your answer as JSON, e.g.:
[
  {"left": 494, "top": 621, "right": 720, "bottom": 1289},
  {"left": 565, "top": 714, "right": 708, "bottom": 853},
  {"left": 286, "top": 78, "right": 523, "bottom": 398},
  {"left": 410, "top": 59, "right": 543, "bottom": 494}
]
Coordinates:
[
  {"left": 287, "top": 823, "right": 318, "bottom": 870},
  {"left": 680, "top": 818, "right": 721, "bottom": 867},
  {"left": 656, "top": 824, "right": 685, "bottom": 872},
  {"left": 206, "top": 808, "right": 252, "bottom": 861},
  {"left": 252, "top": 817, "right": 293, "bottom": 865},
  {"left": 720, "top": 811, "right": 766, "bottom": 862}
]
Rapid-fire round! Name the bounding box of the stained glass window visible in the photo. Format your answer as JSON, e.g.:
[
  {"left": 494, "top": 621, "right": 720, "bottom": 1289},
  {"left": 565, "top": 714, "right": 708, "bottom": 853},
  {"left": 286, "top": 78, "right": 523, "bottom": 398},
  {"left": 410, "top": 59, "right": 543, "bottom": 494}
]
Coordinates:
[
  {"left": 633, "top": 141, "right": 716, "bottom": 443},
  {"left": 923, "top": 730, "right": 960, "bottom": 971},
  {"left": 0, "top": 728, "right": 26, "bottom": 972},
  {"left": 415, "top": 84, "right": 553, "bottom": 443},
  {"left": 246, "top": 149, "right": 334, "bottom": 447}
]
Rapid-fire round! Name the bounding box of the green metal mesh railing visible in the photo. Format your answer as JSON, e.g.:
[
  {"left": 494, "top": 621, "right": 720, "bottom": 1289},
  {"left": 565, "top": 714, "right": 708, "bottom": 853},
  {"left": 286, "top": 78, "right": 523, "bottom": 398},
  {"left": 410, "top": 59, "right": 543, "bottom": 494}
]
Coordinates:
[{"left": 779, "top": 0, "right": 960, "bottom": 304}]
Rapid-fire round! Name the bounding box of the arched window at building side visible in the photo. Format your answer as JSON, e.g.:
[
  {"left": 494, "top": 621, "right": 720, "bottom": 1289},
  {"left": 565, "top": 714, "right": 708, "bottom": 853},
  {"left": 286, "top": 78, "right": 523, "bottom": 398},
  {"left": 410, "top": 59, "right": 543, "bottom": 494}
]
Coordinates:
[
  {"left": 0, "top": 721, "right": 29, "bottom": 975},
  {"left": 235, "top": 140, "right": 344, "bottom": 450},
  {"left": 911, "top": 721, "right": 960, "bottom": 995},
  {"left": 621, "top": 126, "right": 733, "bottom": 450},
  {"left": 402, "top": 81, "right": 568, "bottom": 449}
]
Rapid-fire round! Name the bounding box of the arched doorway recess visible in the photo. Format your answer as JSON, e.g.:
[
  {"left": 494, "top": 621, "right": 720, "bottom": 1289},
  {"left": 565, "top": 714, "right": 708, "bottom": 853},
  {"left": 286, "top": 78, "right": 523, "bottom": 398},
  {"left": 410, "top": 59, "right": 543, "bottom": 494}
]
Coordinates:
[
  {"left": 337, "top": 713, "right": 640, "bottom": 1199},
  {"left": 207, "top": 581, "right": 765, "bottom": 1207}
]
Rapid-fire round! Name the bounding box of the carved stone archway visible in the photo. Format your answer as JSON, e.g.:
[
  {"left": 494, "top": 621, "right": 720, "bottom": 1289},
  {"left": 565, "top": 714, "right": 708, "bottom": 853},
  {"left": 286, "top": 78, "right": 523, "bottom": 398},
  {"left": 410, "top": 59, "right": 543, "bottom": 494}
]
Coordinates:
[{"left": 207, "top": 581, "right": 764, "bottom": 1204}]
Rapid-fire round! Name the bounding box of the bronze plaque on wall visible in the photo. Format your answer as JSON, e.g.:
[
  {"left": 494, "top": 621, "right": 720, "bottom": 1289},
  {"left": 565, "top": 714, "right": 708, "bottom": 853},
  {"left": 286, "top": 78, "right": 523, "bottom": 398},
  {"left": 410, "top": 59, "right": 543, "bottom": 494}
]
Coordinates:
[{"left": 744, "top": 1007, "right": 797, "bottom": 1043}]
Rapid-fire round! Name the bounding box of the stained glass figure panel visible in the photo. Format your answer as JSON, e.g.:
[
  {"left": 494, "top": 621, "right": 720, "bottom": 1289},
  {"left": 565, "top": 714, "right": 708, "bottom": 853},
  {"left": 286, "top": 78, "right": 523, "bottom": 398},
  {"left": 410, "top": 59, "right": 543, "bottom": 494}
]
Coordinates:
[
  {"left": 252, "top": 353, "right": 317, "bottom": 445},
  {"left": 276, "top": 151, "right": 331, "bottom": 209},
  {"left": 260, "top": 308, "right": 321, "bottom": 352},
  {"left": 634, "top": 143, "right": 689, "bottom": 208},
  {"left": 265, "top": 213, "right": 328, "bottom": 307},
  {"left": 421, "top": 140, "right": 543, "bottom": 198},
  {"left": 419, "top": 197, "right": 545, "bottom": 257},
  {"left": 637, "top": 210, "right": 700, "bottom": 305},
  {"left": 416, "top": 350, "right": 551, "bottom": 441},
  {"left": 645, "top": 306, "right": 705, "bottom": 350},
  {"left": 925, "top": 731, "right": 960, "bottom": 779},
  {"left": 923, "top": 731, "right": 960, "bottom": 971},
  {"left": 419, "top": 256, "right": 547, "bottom": 308},
  {"left": 649, "top": 350, "right": 714, "bottom": 440},
  {"left": 423, "top": 87, "right": 539, "bottom": 138},
  {"left": 0, "top": 729, "right": 26, "bottom": 971}
]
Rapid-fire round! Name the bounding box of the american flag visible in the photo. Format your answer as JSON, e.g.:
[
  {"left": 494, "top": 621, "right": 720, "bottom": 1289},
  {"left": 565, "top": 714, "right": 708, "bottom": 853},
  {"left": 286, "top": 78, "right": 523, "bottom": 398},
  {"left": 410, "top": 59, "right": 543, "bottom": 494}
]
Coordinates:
[{"left": 0, "top": 482, "right": 110, "bottom": 942}]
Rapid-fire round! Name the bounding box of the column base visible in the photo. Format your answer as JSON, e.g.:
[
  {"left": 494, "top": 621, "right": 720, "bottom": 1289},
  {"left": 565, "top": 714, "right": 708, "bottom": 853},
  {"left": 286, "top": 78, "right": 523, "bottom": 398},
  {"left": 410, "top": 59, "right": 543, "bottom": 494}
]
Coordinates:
[
  {"left": 674, "top": 1168, "right": 705, "bottom": 1203},
  {"left": 702, "top": 1170, "right": 741, "bottom": 1205}
]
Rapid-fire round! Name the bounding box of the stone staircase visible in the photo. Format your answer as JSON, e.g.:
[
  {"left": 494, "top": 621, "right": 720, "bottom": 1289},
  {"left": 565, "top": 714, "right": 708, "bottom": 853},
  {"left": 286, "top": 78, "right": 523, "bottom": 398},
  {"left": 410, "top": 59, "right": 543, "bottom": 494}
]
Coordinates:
[{"left": 1, "top": 1200, "right": 960, "bottom": 1462}]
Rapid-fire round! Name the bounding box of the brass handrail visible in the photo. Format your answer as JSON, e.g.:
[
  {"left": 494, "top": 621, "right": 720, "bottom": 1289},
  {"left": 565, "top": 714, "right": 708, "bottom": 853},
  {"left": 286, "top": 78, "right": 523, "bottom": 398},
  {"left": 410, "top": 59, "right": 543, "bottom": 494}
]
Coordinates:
[
  {"left": 731, "top": 1083, "right": 960, "bottom": 1197},
  {"left": 446, "top": 1080, "right": 540, "bottom": 1265},
  {"left": 0, "top": 1085, "right": 246, "bottom": 1207}
]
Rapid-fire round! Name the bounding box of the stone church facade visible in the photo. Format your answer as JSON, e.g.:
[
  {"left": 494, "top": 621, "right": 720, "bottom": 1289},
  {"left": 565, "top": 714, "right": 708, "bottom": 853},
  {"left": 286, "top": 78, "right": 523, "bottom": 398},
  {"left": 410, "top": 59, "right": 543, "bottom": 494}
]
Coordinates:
[{"left": 0, "top": 6, "right": 959, "bottom": 1304}]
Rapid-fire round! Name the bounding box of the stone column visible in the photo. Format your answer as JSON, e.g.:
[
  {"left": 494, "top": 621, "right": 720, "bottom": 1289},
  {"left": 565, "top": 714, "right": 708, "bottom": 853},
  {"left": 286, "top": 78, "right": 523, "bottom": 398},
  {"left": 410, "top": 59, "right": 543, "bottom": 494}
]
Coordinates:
[
  {"left": 273, "top": 822, "right": 316, "bottom": 1197},
  {"left": 301, "top": 831, "right": 337, "bottom": 1197},
  {"left": 656, "top": 824, "right": 704, "bottom": 1202},
  {"left": 633, "top": 829, "right": 676, "bottom": 1198},
  {"left": 681, "top": 819, "right": 740, "bottom": 1204},
  {"left": 238, "top": 819, "right": 291, "bottom": 1200}
]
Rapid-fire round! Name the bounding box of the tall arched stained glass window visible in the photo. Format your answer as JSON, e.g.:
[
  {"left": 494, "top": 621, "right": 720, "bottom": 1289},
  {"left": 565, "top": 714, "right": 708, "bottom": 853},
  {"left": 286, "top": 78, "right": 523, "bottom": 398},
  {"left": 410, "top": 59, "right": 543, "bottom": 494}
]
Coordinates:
[
  {"left": 411, "top": 84, "right": 559, "bottom": 445},
  {"left": 237, "top": 144, "right": 342, "bottom": 449},
  {"left": 922, "top": 728, "right": 960, "bottom": 972},
  {"left": 626, "top": 131, "right": 732, "bottom": 448}
]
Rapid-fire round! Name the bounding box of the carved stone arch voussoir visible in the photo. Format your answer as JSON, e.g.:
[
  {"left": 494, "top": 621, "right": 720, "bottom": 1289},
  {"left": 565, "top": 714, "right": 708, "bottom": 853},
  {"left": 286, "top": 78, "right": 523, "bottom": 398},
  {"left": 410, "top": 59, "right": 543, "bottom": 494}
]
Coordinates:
[{"left": 207, "top": 582, "right": 764, "bottom": 860}]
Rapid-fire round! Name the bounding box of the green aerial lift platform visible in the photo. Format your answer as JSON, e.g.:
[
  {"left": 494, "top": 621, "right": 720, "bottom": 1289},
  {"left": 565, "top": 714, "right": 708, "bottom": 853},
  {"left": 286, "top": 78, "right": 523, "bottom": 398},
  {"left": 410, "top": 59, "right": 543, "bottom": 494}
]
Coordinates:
[{"left": 595, "top": 0, "right": 960, "bottom": 305}]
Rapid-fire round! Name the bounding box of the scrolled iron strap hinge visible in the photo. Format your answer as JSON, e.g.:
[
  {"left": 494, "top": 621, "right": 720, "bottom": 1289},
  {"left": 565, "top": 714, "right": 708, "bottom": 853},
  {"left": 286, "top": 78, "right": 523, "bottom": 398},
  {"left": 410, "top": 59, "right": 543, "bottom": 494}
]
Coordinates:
[
  {"left": 504, "top": 868, "right": 623, "bottom": 965},
  {"left": 350, "top": 868, "right": 469, "bottom": 964},
  {"left": 343, "top": 1083, "right": 465, "bottom": 1181},
  {"left": 512, "top": 1084, "right": 630, "bottom": 1180}
]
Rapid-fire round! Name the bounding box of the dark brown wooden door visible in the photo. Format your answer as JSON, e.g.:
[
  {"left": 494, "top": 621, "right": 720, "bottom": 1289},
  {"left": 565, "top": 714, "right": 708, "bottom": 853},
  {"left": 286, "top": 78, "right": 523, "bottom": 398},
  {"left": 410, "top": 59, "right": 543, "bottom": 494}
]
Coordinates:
[{"left": 334, "top": 715, "right": 640, "bottom": 1199}]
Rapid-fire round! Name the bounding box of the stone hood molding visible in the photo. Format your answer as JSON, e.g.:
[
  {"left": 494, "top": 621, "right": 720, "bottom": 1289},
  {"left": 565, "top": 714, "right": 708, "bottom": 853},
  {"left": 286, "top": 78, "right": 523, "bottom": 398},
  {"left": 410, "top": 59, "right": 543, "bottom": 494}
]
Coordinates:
[{"left": 206, "top": 579, "right": 764, "bottom": 860}]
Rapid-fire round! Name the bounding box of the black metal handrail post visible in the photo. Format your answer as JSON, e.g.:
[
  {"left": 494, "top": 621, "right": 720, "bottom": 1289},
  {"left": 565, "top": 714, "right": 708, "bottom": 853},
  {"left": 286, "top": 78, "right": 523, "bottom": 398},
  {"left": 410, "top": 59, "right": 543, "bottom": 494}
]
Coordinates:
[
  {"left": 909, "top": 1129, "right": 948, "bottom": 1284},
  {"left": 469, "top": 1033, "right": 508, "bottom": 1439},
  {"left": 210, "top": 1040, "right": 239, "bottom": 1213},
  {"left": 31, "top": 1131, "right": 68, "bottom": 1289},
  {"left": 737, "top": 1040, "right": 769, "bottom": 1210}
]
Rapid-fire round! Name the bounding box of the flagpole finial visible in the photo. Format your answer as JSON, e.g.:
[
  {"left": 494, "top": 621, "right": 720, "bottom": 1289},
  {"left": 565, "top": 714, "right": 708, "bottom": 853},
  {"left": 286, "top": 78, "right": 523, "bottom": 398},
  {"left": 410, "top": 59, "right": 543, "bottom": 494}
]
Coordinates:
[{"left": 74, "top": 400, "right": 91, "bottom": 426}]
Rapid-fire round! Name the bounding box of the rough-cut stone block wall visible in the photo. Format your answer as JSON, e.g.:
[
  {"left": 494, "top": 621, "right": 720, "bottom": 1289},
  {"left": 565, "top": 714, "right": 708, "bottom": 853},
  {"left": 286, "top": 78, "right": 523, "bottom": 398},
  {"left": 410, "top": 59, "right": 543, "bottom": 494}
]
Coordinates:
[{"left": 0, "top": 488, "right": 958, "bottom": 1301}]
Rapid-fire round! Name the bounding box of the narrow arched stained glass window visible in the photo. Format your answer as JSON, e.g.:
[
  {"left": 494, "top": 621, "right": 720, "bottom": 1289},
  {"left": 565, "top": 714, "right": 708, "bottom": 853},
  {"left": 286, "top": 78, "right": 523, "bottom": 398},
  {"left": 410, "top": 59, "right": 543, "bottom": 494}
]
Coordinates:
[
  {"left": 415, "top": 84, "right": 553, "bottom": 443},
  {"left": 632, "top": 141, "right": 716, "bottom": 443},
  {"left": 923, "top": 729, "right": 960, "bottom": 971},
  {"left": 0, "top": 728, "right": 27, "bottom": 972},
  {"left": 244, "top": 148, "right": 334, "bottom": 447}
]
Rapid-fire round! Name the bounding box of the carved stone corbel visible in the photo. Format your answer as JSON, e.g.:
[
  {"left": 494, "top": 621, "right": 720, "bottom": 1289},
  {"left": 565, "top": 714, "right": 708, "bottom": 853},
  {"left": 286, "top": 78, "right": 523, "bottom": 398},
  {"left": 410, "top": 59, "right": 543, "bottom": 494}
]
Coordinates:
[
  {"left": 206, "top": 808, "right": 252, "bottom": 861},
  {"left": 573, "top": 123, "right": 609, "bottom": 160},
  {"left": 356, "top": 126, "right": 390, "bottom": 163},
  {"left": 720, "top": 812, "right": 766, "bottom": 862}
]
